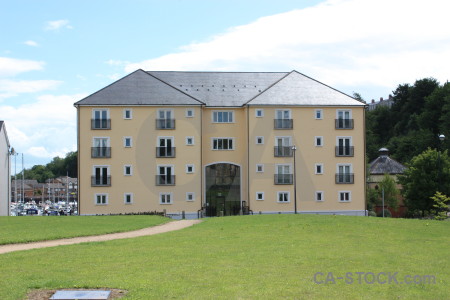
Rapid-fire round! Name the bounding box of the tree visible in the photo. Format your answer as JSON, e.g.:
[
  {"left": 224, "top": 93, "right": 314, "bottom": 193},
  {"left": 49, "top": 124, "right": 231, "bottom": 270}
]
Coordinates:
[
  {"left": 378, "top": 174, "right": 400, "bottom": 210},
  {"left": 398, "top": 148, "right": 450, "bottom": 215},
  {"left": 431, "top": 192, "right": 450, "bottom": 220}
]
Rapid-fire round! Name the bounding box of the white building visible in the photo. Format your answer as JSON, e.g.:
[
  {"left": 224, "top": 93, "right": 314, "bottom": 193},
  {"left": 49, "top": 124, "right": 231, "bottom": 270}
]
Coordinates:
[{"left": 0, "top": 121, "right": 11, "bottom": 216}]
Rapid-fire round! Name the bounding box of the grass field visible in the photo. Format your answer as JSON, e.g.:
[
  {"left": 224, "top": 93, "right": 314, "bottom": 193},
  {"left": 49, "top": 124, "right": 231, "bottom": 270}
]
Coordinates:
[
  {"left": 0, "top": 215, "right": 169, "bottom": 245},
  {"left": 0, "top": 214, "right": 449, "bottom": 299}
]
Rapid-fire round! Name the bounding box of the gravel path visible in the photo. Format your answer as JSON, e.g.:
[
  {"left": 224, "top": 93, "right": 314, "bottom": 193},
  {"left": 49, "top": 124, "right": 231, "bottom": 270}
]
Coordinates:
[{"left": 0, "top": 219, "right": 201, "bottom": 255}]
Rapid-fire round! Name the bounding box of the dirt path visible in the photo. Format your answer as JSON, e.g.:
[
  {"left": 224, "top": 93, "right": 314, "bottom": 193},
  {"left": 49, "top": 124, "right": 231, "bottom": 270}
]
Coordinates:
[{"left": 0, "top": 219, "right": 201, "bottom": 255}]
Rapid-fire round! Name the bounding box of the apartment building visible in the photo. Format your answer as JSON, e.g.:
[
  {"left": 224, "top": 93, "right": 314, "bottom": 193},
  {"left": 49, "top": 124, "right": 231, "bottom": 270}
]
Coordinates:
[
  {"left": 74, "top": 70, "right": 366, "bottom": 218},
  {"left": 0, "top": 121, "right": 11, "bottom": 216}
]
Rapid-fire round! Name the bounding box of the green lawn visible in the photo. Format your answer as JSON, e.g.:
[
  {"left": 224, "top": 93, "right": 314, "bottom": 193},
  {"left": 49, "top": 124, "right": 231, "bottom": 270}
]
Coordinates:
[
  {"left": 0, "top": 215, "right": 449, "bottom": 299},
  {"left": 0, "top": 215, "right": 169, "bottom": 245}
]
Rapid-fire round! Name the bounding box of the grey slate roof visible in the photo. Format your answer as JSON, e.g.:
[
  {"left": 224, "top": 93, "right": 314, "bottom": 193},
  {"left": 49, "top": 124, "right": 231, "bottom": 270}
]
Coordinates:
[
  {"left": 0, "top": 121, "right": 3, "bottom": 132},
  {"left": 369, "top": 149, "right": 406, "bottom": 175},
  {"left": 75, "top": 70, "right": 365, "bottom": 107}
]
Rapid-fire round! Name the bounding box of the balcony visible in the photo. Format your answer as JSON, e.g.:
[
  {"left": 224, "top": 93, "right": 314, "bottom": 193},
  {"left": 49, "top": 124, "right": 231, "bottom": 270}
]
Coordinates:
[
  {"left": 274, "top": 119, "right": 293, "bottom": 129},
  {"left": 156, "top": 147, "right": 176, "bottom": 158},
  {"left": 91, "top": 119, "right": 111, "bottom": 130},
  {"left": 335, "top": 119, "right": 354, "bottom": 129},
  {"left": 156, "top": 175, "right": 176, "bottom": 186},
  {"left": 274, "top": 174, "right": 293, "bottom": 185},
  {"left": 274, "top": 146, "right": 293, "bottom": 157},
  {"left": 156, "top": 119, "right": 175, "bottom": 129},
  {"left": 91, "top": 147, "right": 111, "bottom": 158},
  {"left": 91, "top": 176, "right": 111, "bottom": 186},
  {"left": 335, "top": 173, "right": 354, "bottom": 184},
  {"left": 335, "top": 146, "right": 354, "bottom": 157}
]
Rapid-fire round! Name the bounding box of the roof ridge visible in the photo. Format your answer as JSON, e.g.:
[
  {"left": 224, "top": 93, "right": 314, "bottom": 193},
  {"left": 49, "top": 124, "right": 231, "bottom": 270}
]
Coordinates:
[{"left": 244, "top": 71, "right": 294, "bottom": 105}]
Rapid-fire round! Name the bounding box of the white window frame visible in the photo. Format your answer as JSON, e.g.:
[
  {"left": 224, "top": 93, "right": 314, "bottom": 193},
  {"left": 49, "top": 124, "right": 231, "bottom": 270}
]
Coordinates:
[
  {"left": 92, "top": 165, "right": 110, "bottom": 176},
  {"left": 157, "top": 165, "right": 174, "bottom": 175},
  {"left": 275, "top": 136, "right": 292, "bottom": 147},
  {"left": 158, "top": 109, "right": 174, "bottom": 119},
  {"left": 185, "top": 136, "right": 195, "bottom": 146},
  {"left": 315, "top": 109, "right": 323, "bottom": 120},
  {"left": 256, "top": 164, "right": 264, "bottom": 173},
  {"left": 315, "top": 163, "right": 324, "bottom": 175},
  {"left": 123, "top": 108, "right": 132, "bottom": 120},
  {"left": 275, "top": 164, "right": 292, "bottom": 175},
  {"left": 160, "top": 192, "right": 173, "bottom": 205},
  {"left": 124, "top": 165, "right": 132, "bottom": 176},
  {"left": 186, "top": 108, "right": 194, "bottom": 118},
  {"left": 336, "top": 109, "right": 352, "bottom": 119},
  {"left": 212, "top": 138, "right": 235, "bottom": 150},
  {"left": 95, "top": 193, "right": 108, "bottom": 205},
  {"left": 316, "top": 191, "right": 324, "bottom": 202},
  {"left": 212, "top": 111, "right": 234, "bottom": 123},
  {"left": 256, "top": 192, "right": 265, "bottom": 201},
  {"left": 186, "top": 192, "right": 195, "bottom": 202},
  {"left": 275, "top": 109, "right": 291, "bottom": 119},
  {"left": 277, "top": 191, "right": 290, "bottom": 203},
  {"left": 315, "top": 136, "right": 323, "bottom": 147},
  {"left": 93, "top": 137, "right": 110, "bottom": 147},
  {"left": 256, "top": 136, "right": 264, "bottom": 145},
  {"left": 123, "top": 137, "right": 132, "bottom": 148},
  {"left": 339, "top": 191, "right": 351, "bottom": 202},
  {"left": 124, "top": 193, "right": 133, "bottom": 204},
  {"left": 255, "top": 109, "right": 264, "bottom": 117},
  {"left": 336, "top": 163, "right": 353, "bottom": 174},
  {"left": 186, "top": 164, "right": 195, "bottom": 174},
  {"left": 92, "top": 109, "right": 109, "bottom": 119}
]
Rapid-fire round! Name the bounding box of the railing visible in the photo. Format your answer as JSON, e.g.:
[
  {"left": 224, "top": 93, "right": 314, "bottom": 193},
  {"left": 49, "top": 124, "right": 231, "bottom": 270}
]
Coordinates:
[
  {"left": 91, "top": 147, "right": 111, "bottom": 158},
  {"left": 156, "top": 119, "right": 175, "bottom": 129},
  {"left": 274, "top": 119, "right": 293, "bottom": 129},
  {"left": 156, "top": 147, "right": 176, "bottom": 158},
  {"left": 156, "top": 175, "right": 176, "bottom": 186},
  {"left": 274, "top": 174, "right": 293, "bottom": 185},
  {"left": 335, "top": 146, "right": 354, "bottom": 157},
  {"left": 335, "top": 173, "right": 354, "bottom": 184},
  {"left": 274, "top": 146, "right": 293, "bottom": 157},
  {"left": 335, "top": 119, "right": 354, "bottom": 129},
  {"left": 91, "top": 119, "right": 111, "bottom": 130},
  {"left": 91, "top": 176, "right": 111, "bottom": 186}
]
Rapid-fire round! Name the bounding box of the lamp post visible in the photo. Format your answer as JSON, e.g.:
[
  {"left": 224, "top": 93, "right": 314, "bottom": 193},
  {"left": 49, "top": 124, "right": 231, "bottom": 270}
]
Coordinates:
[
  {"left": 292, "top": 145, "right": 297, "bottom": 214},
  {"left": 438, "top": 134, "right": 445, "bottom": 192}
]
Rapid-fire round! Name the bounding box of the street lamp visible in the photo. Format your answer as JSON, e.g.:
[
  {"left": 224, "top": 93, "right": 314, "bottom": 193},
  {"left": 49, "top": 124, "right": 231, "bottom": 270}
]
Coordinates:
[
  {"left": 438, "top": 134, "right": 445, "bottom": 192},
  {"left": 292, "top": 145, "right": 297, "bottom": 214}
]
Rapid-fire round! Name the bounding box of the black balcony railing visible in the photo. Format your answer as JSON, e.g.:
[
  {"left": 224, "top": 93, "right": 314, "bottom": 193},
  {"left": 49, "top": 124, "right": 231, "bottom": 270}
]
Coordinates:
[
  {"left": 91, "top": 147, "right": 111, "bottom": 158},
  {"left": 335, "top": 119, "right": 354, "bottom": 129},
  {"left": 274, "top": 174, "right": 293, "bottom": 185},
  {"left": 156, "top": 147, "right": 176, "bottom": 158},
  {"left": 274, "top": 119, "right": 293, "bottom": 129},
  {"left": 156, "top": 175, "right": 176, "bottom": 186},
  {"left": 91, "top": 176, "right": 111, "bottom": 186},
  {"left": 335, "top": 146, "right": 354, "bottom": 157},
  {"left": 156, "top": 119, "right": 175, "bottom": 129},
  {"left": 335, "top": 173, "right": 354, "bottom": 184},
  {"left": 91, "top": 119, "right": 111, "bottom": 130},
  {"left": 274, "top": 146, "right": 293, "bottom": 157}
]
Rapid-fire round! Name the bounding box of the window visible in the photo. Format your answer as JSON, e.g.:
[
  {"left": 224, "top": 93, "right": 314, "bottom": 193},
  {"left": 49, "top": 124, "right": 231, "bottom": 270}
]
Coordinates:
[
  {"left": 156, "top": 109, "right": 175, "bottom": 129},
  {"left": 336, "top": 137, "right": 353, "bottom": 156},
  {"left": 212, "top": 138, "right": 234, "bottom": 150},
  {"left": 95, "top": 193, "right": 108, "bottom": 205},
  {"left": 277, "top": 191, "right": 290, "bottom": 203},
  {"left": 92, "top": 137, "right": 111, "bottom": 158},
  {"left": 315, "top": 136, "right": 323, "bottom": 147},
  {"left": 275, "top": 164, "right": 292, "bottom": 184},
  {"left": 124, "top": 193, "right": 133, "bottom": 204},
  {"left": 156, "top": 165, "right": 175, "bottom": 185},
  {"left": 256, "top": 164, "right": 264, "bottom": 173},
  {"left": 186, "top": 109, "right": 194, "bottom": 118},
  {"left": 157, "top": 137, "right": 175, "bottom": 157},
  {"left": 256, "top": 192, "right": 264, "bottom": 201},
  {"left": 124, "top": 165, "right": 132, "bottom": 176},
  {"left": 315, "top": 109, "right": 323, "bottom": 120},
  {"left": 255, "top": 109, "right": 264, "bottom": 117},
  {"left": 274, "top": 109, "right": 292, "bottom": 129},
  {"left": 315, "top": 163, "right": 323, "bottom": 175},
  {"left": 92, "top": 166, "right": 110, "bottom": 186},
  {"left": 256, "top": 136, "right": 264, "bottom": 145},
  {"left": 186, "top": 192, "right": 195, "bottom": 201},
  {"left": 336, "top": 110, "right": 353, "bottom": 129},
  {"left": 316, "top": 191, "right": 324, "bottom": 201},
  {"left": 123, "top": 109, "right": 132, "bottom": 119},
  {"left": 186, "top": 164, "right": 194, "bottom": 174},
  {"left": 160, "top": 192, "right": 172, "bottom": 204},
  {"left": 213, "top": 111, "right": 234, "bottom": 123},
  {"left": 186, "top": 136, "right": 194, "bottom": 146},
  {"left": 274, "top": 136, "right": 293, "bottom": 157},
  {"left": 124, "top": 137, "right": 132, "bottom": 148},
  {"left": 92, "top": 109, "right": 110, "bottom": 129},
  {"left": 339, "top": 191, "right": 351, "bottom": 202},
  {"left": 336, "top": 164, "right": 354, "bottom": 184}
]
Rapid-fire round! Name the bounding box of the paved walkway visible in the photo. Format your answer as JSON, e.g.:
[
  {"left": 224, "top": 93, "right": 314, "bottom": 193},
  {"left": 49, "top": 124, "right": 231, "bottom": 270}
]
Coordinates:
[{"left": 0, "top": 219, "right": 201, "bottom": 255}]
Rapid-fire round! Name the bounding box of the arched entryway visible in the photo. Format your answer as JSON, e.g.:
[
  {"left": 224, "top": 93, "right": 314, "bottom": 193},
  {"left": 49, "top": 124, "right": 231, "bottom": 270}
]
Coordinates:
[{"left": 205, "top": 163, "right": 241, "bottom": 217}]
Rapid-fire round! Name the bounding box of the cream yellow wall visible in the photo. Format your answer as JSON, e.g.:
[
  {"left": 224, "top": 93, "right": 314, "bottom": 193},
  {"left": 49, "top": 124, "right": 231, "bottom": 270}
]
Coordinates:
[
  {"left": 248, "top": 106, "right": 366, "bottom": 213},
  {"left": 78, "top": 105, "right": 202, "bottom": 215}
]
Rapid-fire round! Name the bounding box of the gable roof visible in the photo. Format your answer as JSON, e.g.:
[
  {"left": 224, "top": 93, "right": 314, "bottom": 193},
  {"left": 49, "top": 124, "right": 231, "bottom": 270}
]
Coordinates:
[
  {"left": 75, "top": 70, "right": 365, "bottom": 107},
  {"left": 0, "top": 121, "right": 10, "bottom": 148}
]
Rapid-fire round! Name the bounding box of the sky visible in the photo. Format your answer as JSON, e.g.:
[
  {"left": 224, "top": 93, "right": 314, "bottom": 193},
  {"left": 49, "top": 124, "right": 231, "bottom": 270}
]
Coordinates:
[{"left": 1, "top": 0, "right": 450, "bottom": 171}]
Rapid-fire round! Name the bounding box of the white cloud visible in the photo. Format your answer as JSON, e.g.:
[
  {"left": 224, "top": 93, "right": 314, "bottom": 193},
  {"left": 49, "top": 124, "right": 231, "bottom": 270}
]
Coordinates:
[
  {"left": 105, "top": 59, "right": 130, "bottom": 66},
  {"left": 24, "top": 40, "right": 39, "bottom": 47},
  {"left": 125, "top": 0, "right": 450, "bottom": 99},
  {"left": 0, "top": 57, "right": 45, "bottom": 77},
  {"left": 45, "top": 19, "right": 73, "bottom": 31},
  {"left": 0, "top": 79, "right": 62, "bottom": 100}
]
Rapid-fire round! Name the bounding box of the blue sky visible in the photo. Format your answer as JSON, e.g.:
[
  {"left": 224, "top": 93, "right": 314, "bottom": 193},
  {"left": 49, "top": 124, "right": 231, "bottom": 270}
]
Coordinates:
[{"left": 1, "top": 0, "right": 450, "bottom": 171}]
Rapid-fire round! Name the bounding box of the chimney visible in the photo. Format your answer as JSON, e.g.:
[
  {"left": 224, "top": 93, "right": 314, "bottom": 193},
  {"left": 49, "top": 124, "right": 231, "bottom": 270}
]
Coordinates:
[
  {"left": 371, "top": 99, "right": 375, "bottom": 103},
  {"left": 380, "top": 97, "right": 383, "bottom": 102}
]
